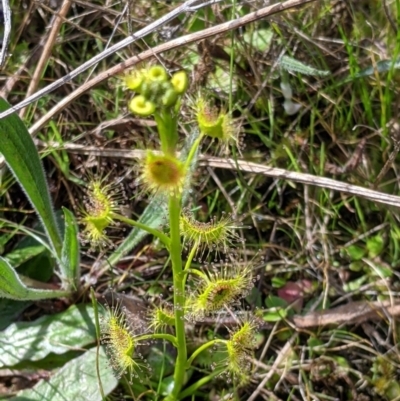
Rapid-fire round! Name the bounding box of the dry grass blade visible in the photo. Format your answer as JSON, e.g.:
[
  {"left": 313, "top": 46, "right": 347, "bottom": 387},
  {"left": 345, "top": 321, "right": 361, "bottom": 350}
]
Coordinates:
[
  {"left": 39, "top": 140, "right": 400, "bottom": 209},
  {"left": 248, "top": 334, "right": 297, "bottom": 401},
  {"left": 0, "top": 0, "right": 11, "bottom": 67},
  {"left": 18, "top": 0, "right": 73, "bottom": 120},
  {"left": 205, "top": 157, "right": 400, "bottom": 209}
]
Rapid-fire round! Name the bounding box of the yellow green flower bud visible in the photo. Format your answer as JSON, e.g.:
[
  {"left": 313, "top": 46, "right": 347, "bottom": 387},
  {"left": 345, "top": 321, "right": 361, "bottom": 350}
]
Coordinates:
[
  {"left": 124, "top": 70, "right": 144, "bottom": 91},
  {"left": 171, "top": 71, "right": 188, "bottom": 94},
  {"left": 147, "top": 65, "right": 168, "bottom": 82},
  {"left": 129, "top": 95, "right": 156, "bottom": 116},
  {"left": 162, "top": 88, "right": 179, "bottom": 107}
]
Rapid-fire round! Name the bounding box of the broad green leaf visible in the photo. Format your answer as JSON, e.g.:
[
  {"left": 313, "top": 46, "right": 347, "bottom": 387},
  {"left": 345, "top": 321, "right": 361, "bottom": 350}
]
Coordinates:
[
  {"left": 61, "top": 207, "right": 80, "bottom": 290},
  {"left": 9, "top": 347, "right": 118, "bottom": 401},
  {"left": 5, "top": 219, "right": 56, "bottom": 283},
  {"left": 17, "top": 251, "right": 54, "bottom": 282},
  {"left": 264, "top": 295, "right": 288, "bottom": 322},
  {"left": 350, "top": 57, "right": 400, "bottom": 80},
  {"left": 262, "top": 309, "right": 287, "bottom": 322},
  {"left": 0, "top": 97, "right": 62, "bottom": 257},
  {"left": 209, "top": 66, "right": 238, "bottom": 93},
  {"left": 0, "top": 304, "right": 96, "bottom": 367},
  {"left": 265, "top": 295, "right": 288, "bottom": 309},
  {"left": 0, "top": 257, "right": 69, "bottom": 301},
  {"left": 4, "top": 244, "right": 46, "bottom": 267},
  {"left": 279, "top": 55, "right": 330, "bottom": 77},
  {"left": 343, "top": 275, "right": 368, "bottom": 292},
  {"left": 0, "top": 298, "right": 31, "bottom": 330},
  {"left": 369, "top": 262, "right": 393, "bottom": 279}
]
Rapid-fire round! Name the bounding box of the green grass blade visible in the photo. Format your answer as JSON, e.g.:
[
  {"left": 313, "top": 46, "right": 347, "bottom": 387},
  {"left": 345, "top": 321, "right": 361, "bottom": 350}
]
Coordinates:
[
  {"left": 0, "top": 257, "right": 69, "bottom": 300},
  {"left": 61, "top": 207, "right": 80, "bottom": 291},
  {"left": 0, "top": 97, "right": 62, "bottom": 258},
  {"left": 279, "top": 55, "right": 330, "bottom": 76}
]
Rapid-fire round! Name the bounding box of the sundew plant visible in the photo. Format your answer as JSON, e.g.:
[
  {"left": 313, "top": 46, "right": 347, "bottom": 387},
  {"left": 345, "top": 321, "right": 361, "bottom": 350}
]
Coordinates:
[
  {"left": 0, "top": 56, "right": 260, "bottom": 400},
  {"left": 89, "top": 65, "right": 260, "bottom": 399}
]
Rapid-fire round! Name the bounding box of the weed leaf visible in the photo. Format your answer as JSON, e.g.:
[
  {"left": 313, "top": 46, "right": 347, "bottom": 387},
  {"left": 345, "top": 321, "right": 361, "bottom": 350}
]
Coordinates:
[
  {"left": 352, "top": 57, "right": 400, "bottom": 79},
  {"left": 61, "top": 207, "right": 80, "bottom": 290},
  {"left": 0, "top": 257, "right": 69, "bottom": 301},
  {"left": 9, "top": 347, "right": 118, "bottom": 401},
  {"left": 0, "top": 304, "right": 96, "bottom": 367},
  {"left": 0, "top": 97, "right": 62, "bottom": 258}
]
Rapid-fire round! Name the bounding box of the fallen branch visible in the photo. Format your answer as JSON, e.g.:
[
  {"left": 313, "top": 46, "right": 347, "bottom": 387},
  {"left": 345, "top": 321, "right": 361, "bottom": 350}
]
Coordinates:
[
  {"left": 39, "top": 142, "right": 400, "bottom": 210},
  {"left": 292, "top": 300, "right": 400, "bottom": 328}
]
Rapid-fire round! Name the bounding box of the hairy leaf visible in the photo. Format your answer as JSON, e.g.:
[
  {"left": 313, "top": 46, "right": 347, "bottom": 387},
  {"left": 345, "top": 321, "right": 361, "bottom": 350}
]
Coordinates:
[
  {"left": 0, "top": 97, "right": 62, "bottom": 257},
  {"left": 0, "top": 257, "right": 69, "bottom": 301}
]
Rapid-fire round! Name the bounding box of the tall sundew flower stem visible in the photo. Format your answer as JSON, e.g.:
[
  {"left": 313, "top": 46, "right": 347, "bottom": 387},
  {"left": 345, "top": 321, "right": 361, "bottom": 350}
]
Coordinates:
[
  {"left": 168, "top": 193, "right": 187, "bottom": 400},
  {"left": 155, "top": 110, "right": 178, "bottom": 155}
]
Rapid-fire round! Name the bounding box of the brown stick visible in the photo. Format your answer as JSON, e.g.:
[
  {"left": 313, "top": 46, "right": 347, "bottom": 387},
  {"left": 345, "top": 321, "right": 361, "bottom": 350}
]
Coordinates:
[
  {"left": 19, "top": 0, "right": 72, "bottom": 120},
  {"left": 292, "top": 300, "right": 400, "bottom": 328}
]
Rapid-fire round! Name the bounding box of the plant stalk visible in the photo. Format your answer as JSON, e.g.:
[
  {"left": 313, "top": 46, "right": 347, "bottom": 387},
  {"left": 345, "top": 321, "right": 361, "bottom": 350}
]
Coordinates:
[{"left": 168, "top": 194, "right": 187, "bottom": 400}]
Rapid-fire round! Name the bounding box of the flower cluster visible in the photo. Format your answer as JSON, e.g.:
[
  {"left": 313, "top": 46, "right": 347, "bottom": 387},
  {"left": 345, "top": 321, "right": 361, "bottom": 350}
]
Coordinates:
[{"left": 125, "top": 65, "right": 188, "bottom": 116}]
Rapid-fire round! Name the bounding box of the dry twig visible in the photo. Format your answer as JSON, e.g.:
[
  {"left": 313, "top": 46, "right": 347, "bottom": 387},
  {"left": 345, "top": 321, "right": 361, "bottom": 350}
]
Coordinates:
[{"left": 293, "top": 299, "right": 400, "bottom": 328}]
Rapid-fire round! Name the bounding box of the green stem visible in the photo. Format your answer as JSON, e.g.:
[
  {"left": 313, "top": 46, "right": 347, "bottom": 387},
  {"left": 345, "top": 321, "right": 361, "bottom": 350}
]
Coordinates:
[
  {"left": 185, "top": 339, "right": 227, "bottom": 369},
  {"left": 168, "top": 194, "right": 187, "bottom": 400},
  {"left": 135, "top": 333, "right": 178, "bottom": 348},
  {"left": 183, "top": 240, "right": 198, "bottom": 272},
  {"left": 184, "top": 133, "right": 204, "bottom": 170},
  {"left": 111, "top": 213, "right": 170, "bottom": 247},
  {"left": 155, "top": 110, "right": 178, "bottom": 155},
  {"left": 184, "top": 268, "right": 205, "bottom": 279},
  {"left": 177, "top": 369, "right": 224, "bottom": 400}
]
